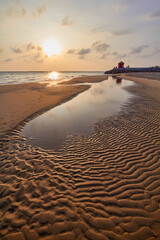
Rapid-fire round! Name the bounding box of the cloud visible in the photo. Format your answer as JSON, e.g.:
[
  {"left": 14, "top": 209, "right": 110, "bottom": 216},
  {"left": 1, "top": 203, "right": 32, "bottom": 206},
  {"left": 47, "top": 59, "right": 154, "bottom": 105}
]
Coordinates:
[
  {"left": 92, "top": 41, "right": 110, "bottom": 53},
  {"left": 130, "top": 45, "right": 149, "bottom": 54},
  {"left": 11, "top": 47, "right": 22, "bottom": 53},
  {"left": 67, "top": 49, "right": 76, "bottom": 54},
  {"left": 7, "top": 7, "right": 27, "bottom": 18},
  {"left": 112, "top": 51, "right": 118, "bottom": 56},
  {"left": 37, "top": 46, "right": 42, "bottom": 51},
  {"left": 142, "top": 47, "right": 160, "bottom": 58},
  {"left": 26, "top": 43, "right": 35, "bottom": 51},
  {"left": 32, "top": 3, "right": 47, "bottom": 18},
  {"left": 78, "top": 48, "right": 91, "bottom": 59},
  {"left": 67, "top": 41, "right": 109, "bottom": 59},
  {"left": 92, "top": 25, "right": 109, "bottom": 33},
  {"left": 21, "top": 51, "right": 44, "bottom": 63},
  {"left": 62, "top": 16, "right": 76, "bottom": 26},
  {"left": 117, "top": 53, "right": 127, "bottom": 59},
  {"left": 33, "top": 54, "right": 44, "bottom": 63},
  {"left": 112, "top": 29, "right": 131, "bottom": 36},
  {"left": 37, "top": 3, "right": 47, "bottom": 15},
  {"left": 10, "top": 42, "right": 44, "bottom": 63},
  {"left": 7, "top": 3, "right": 47, "bottom": 18},
  {"left": 78, "top": 48, "right": 91, "bottom": 55},
  {"left": 113, "top": 0, "right": 132, "bottom": 13},
  {"left": 92, "top": 24, "right": 131, "bottom": 37},
  {"left": 150, "top": 10, "right": 160, "bottom": 19},
  {"left": 92, "top": 27, "right": 132, "bottom": 39},
  {"left": 26, "top": 43, "right": 42, "bottom": 52},
  {"left": 4, "top": 58, "right": 12, "bottom": 62},
  {"left": 33, "top": 52, "right": 41, "bottom": 59},
  {"left": 101, "top": 45, "right": 148, "bottom": 60},
  {"left": 11, "top": 43, "right": 42, "bottom": 54},
  {"left": 101, "top": 51, "right": 124, "bottom": 59},
  {"left": 144, "top": 10, "right": 160, "bottom": 21},
  {"left": 101, "top": 53, "right": 109, "bottom": 59},
  {"left": 67, "top": 48, "right": 91, "bottom": 58}
]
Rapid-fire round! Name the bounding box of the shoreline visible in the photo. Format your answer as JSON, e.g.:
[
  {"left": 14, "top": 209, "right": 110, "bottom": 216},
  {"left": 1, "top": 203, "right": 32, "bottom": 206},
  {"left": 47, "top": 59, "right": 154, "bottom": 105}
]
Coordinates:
[{"left": 115, "top": 72, "right": 160, "bottom": 101}]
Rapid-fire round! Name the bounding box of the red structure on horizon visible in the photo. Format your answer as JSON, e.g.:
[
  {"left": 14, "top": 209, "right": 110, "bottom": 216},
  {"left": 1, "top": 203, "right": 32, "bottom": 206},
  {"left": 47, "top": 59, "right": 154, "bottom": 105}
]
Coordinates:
[{"left": 118, "top": 61, "right": 124, "bottom": 68}]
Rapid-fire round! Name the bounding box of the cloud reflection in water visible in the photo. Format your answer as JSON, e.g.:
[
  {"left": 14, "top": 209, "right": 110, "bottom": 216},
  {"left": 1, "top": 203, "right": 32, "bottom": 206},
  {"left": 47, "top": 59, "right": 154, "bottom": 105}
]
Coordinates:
[{"left": 22, "top": 77, "right": 135, "bottom": 150}]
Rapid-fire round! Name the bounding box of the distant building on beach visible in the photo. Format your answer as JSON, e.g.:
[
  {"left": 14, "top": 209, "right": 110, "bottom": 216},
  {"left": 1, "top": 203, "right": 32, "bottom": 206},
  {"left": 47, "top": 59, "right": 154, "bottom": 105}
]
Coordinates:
[
  {"left": 105, "top": 62, "right": 160, "bottom": 74},
  {"left": 118, "top": 61, "right": 124, "bottom": 68}
]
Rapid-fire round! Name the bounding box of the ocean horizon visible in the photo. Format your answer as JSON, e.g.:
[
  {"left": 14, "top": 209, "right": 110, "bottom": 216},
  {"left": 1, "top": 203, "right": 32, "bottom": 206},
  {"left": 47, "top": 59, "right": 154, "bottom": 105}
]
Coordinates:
[{"left": 0, "top": 71, "right": 104, "bottom": 85}]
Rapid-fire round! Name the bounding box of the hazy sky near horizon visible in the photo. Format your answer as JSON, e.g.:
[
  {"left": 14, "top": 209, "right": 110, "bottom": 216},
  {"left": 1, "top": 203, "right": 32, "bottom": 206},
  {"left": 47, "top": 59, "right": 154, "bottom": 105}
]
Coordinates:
[{"left": 0, "top": 0, "right": 160, "bottom": 71}]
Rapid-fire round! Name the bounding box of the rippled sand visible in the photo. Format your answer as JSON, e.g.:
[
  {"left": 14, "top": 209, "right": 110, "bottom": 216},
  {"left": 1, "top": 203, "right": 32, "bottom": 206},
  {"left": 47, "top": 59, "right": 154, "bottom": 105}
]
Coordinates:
[{"left": 0, "top": 74, "right": 160, "bottom": 240}]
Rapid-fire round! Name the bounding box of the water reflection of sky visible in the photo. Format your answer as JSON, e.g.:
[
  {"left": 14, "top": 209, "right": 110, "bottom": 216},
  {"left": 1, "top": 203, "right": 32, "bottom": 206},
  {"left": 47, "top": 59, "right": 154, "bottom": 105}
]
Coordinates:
[{"left": 22, "top": 77, "right": 135, "bottom": 150}]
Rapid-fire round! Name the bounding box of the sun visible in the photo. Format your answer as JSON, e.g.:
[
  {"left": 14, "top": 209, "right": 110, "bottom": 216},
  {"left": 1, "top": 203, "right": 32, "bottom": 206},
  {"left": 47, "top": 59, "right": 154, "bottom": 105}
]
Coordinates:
[{"left": 42, "top": 39, "right": 62, "bottom": 57}]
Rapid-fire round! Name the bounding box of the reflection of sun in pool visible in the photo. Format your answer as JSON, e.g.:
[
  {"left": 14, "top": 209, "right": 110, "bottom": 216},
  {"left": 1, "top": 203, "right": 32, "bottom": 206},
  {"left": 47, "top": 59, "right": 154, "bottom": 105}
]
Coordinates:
[
  {"left": 42, "top": 39, "right": 62, "bottom": 57},
  {"left": 48, "top": 71, "right": 59, "bottom": 80}
]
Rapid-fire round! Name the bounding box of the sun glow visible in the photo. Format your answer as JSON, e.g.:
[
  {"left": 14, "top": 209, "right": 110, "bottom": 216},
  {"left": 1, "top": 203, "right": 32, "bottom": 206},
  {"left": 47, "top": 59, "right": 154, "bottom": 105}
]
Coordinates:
[
  {"left": 48, "top": 71, "right": 59, "bottom": 80},
  {"left": 42, "top": 39, "right": 62, "bottom": 57}
]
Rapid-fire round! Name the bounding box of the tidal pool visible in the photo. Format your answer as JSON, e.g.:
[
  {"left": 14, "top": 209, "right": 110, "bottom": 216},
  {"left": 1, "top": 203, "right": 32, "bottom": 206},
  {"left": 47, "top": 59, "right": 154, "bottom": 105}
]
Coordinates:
[{"left": 22, "top": 77, "right": 135, "bottom": 150}]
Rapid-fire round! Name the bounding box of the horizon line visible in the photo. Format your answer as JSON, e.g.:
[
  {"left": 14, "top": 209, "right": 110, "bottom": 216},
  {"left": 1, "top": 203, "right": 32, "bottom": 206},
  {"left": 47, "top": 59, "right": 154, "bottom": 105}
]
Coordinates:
[{"left": 0, "top": 70, "right": 105, "bottom": 72}]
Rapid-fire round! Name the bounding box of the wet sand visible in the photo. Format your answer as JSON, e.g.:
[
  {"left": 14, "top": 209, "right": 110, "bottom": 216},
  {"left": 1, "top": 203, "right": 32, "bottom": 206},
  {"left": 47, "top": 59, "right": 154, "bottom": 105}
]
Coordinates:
[
  {"left": 116, "top": 72, "right": 160, "bottom": 101},
  {"left": 0, "top": 73, "right": 160, "bottom": 240}
]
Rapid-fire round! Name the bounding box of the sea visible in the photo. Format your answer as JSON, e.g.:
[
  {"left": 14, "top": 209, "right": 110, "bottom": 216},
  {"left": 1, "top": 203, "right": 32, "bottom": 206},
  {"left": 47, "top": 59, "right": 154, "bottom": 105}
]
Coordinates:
[{"left": 0, "top": 71, "right": 104, "bottom": 85}]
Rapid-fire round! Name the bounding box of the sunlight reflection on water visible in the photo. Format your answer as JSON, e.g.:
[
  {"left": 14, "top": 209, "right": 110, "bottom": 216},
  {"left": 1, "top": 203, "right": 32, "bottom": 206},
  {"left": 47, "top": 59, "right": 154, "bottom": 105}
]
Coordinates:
[{"left": 48, "top": 71, "right": 59, "bottom": 80}]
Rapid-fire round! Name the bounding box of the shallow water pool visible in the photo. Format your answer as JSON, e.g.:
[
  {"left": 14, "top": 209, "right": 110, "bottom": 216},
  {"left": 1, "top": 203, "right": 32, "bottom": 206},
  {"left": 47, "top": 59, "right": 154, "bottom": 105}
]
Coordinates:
[{"left": 22, "top": 77, "right": 135, "bottom": 150}]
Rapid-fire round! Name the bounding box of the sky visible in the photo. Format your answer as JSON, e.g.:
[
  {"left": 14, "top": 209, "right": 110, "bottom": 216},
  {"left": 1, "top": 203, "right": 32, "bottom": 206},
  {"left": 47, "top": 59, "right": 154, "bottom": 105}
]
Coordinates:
[{"left": 0, "top": 0, "right": 160, "bottom": 71}]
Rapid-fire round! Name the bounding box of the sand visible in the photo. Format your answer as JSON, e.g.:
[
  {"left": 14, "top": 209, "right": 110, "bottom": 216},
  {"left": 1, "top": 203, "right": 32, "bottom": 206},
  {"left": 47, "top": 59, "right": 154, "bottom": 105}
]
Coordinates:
[{"left": 0, "top": 73, "right": 160, "bottom": 240}]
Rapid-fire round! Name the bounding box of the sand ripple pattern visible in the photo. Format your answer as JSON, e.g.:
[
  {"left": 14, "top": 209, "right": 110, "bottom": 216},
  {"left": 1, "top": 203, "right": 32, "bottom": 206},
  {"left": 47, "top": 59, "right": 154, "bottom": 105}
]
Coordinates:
[{"left": 0, "top": 87, "right": 160, "bottom": 240}]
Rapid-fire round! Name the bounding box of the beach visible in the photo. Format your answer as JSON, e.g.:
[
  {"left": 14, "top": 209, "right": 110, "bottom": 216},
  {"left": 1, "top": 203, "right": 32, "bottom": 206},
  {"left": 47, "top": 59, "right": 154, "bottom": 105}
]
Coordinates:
[{"left": 0, "top": 73, "right": 160, "bottom": 240}]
